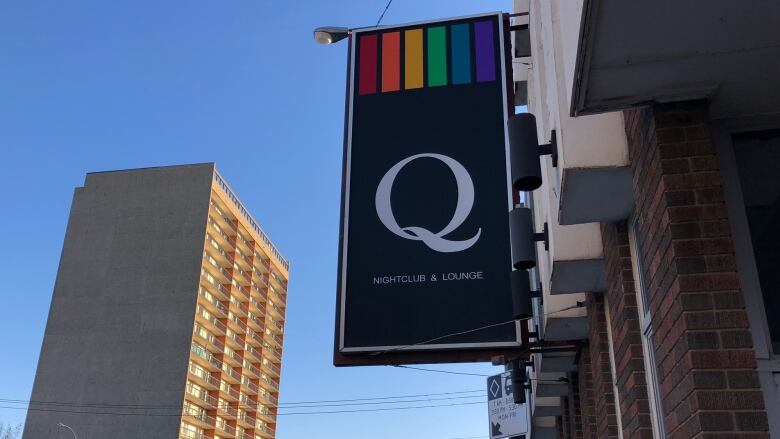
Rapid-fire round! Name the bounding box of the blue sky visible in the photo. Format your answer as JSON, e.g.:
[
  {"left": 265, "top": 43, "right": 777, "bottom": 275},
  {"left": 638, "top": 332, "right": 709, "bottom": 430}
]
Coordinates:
[{"left": 0, "top": 1, "right": 510, "bottom": 437}]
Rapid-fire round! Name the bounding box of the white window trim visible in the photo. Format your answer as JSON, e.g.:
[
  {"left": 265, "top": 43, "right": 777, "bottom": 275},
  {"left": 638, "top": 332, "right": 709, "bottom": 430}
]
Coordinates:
[
  {"left": 604, "top": 302, "right": 625, "bottom": 439},
  {"left": 628, "top": 216, "right": 665, "bottom": 439}
]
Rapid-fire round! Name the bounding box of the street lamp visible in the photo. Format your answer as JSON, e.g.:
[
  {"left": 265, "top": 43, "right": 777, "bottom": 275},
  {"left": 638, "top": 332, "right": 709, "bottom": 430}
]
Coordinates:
[
  {"left": 57, "top": 422, "right": 78, "bottom": 439},
  {"left": 313, "top": 26, "right": 350, "bottom": 45}
]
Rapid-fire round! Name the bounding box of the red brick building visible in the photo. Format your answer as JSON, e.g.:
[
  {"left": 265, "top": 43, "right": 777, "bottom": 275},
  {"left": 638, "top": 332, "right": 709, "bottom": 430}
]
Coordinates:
[{"left": 511, "top": 1, "right": 780, "bottom": 437}]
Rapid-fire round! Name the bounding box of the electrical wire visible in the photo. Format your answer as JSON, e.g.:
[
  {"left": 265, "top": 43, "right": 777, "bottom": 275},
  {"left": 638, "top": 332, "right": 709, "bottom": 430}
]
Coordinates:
[
  {"left": 0, "top": 306, "right": 583, "bottom": 414},
  {"left": 370, "top": 303, "right": 585, "bottom": 357},
  {"left": 375, "top": 0, "right": 395, "bottom": 26},
  {"left": 393, "top": 366, "right": 491, "bottom": 377},
  {"left": 0, "top": 390, "right": 486, "bottom": 412},
  {"left": 391, "top": 366, "right": 570, "bottom": 383},
  {"left": 0, "top": 400, "right": 485, "bottom": 417}
]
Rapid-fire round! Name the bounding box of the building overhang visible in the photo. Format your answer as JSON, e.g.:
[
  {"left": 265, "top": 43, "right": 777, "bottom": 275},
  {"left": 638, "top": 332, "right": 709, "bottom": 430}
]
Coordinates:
[{"left": 571, "top": 0, "right": 780, "bottom": 118}]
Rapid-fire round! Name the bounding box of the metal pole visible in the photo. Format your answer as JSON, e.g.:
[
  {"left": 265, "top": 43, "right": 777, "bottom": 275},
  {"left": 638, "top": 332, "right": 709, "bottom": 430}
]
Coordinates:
[{"left": 57, "top": 422, "right": 79, "bottom": 439}]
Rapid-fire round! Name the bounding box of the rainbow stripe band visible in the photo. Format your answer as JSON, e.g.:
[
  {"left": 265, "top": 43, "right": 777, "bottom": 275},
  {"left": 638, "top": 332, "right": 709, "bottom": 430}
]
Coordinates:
[{"left": 356, "top": 20, "right": 497, "bottom": 96}]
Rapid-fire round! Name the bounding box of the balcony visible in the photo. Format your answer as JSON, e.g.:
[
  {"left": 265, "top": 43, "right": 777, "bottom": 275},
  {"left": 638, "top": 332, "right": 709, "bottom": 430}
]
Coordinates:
[
  {"left": 253, "top": 251, "right": 271, "bottom": 270},
  {"left": 196, "top": 306, "right": 227, "bottom": 336},
  {"left": 232, "top": 232, "right": 254, "bottom": 255},
  {"left": 259, "top": 375, "right": 279, "bottom": 392},
  {"left": 199, "top": 288, "right": 228, "bottom": 317},
  {"left": 253, "top": 270, "right": 270, "bottom": 288},
  {"left": 258, "top": 391, "right": 277, "bottom": 407},
  {"left": 239, "top": 393, "right": 258, "bottom": 410},
  {"left": 190, "top": 343, "right": 222, "bottom": 372},
  {"left": 204, "top": 254, "right": 231, "bottom": 284},
  {"left": 184, "top": 410, "right": 216, "bottom": 430},
  {"left": 180, "top": 427, "right": 210, "bottom": 439},
  {"left": 261, "top": 358, "right": 280, "bottom": 377},
  {"left": 208, "top": 216, "right": 235, "bottom": 248},
  {"left": 255, "top": 406, "right": 276, "bottom": 423},
  {"left": 248, "top": 296, "right": 265, "bottom": 313},
  {"left": 244, "top": 344, "right": 262, "bottom": 363},
  {"left": 237, "top": 412, "right": 256, "bottom": 429},
  {"left": 247, "top": 312, "right": 264, "bottom": 331},
  {"left": 244, "top": 328, "right": 264, "bottom": 347},
  {"left": 267, "top": 301, "right": 285, "bottom": 320},
  {"left": 250, "top": 284, "right": 268, "bottom": 303},
  {"left": 232, "top": 266, "right": 251, "bottom": 285},
  {"left": 223, "top": 332, "right": 243, "bottom": 352},
  {"left": 221, "top": 365, "right": 241, "bottom": 384},
  {"left": 243, "top": 361, "right": 262, "bottom": 379},
  {"left": 221, "top": 385, "right": 241, "bottom": 402},
  {"left": 186, "top": 383, "right": 218, "bottom": 409},
  {"left": 264, "top": 329, "right": 283, "bottom": 349},
  {"left": 215, "top": 421, "right": 236, "bottom": 437},
  {"left": 230, "top": 298, "right": 249, "bottom": 317},
  {"left": 210, "top": 201, "right": 238, "bottom": 231},
  {"left": 221, "top": 348, "right": 243, "bottom": 368},
  {"left": 218, "top": 401, "right": 238, "bottom": 419},
  {"left": 231, "top": 283, "right": 250, "bottom": 302},
  {"left": 255, "top": 423, "right": 274, "bottom": 438},
  {"left": 201, "top": 270, "right": 230, "bottom": 301},
  {"left": 241, "top": 378, "right": 260, "bottom": 396},
  {"left": 263, "top": 343, "right": 281, "bottom": 363},
  {"left": 205, "top": 235, "right": 234, "bottom": 265},
  {"left": 226, "top": 314, "right": 247, "bottom": 335},
  {"left": 189, "top": 363, "right": 220, "bottom": 390},
  {"left": 233, "top": 250, "right": 252, "bottom": 271}
]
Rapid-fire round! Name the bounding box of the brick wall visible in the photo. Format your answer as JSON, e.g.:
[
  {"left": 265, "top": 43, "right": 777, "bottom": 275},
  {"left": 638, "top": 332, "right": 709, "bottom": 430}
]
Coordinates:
[
  {"left": 585, "top": 293, "right": 621, "bottom": 438},
  {"left": 578, "top": 344, "right": 598, "bottom": 439},
  {"left": 601, "top": 221, "right": 654, "bottom": 438},
  {"left": 622, "top": 101, "right": 769, "bottom": 438}
]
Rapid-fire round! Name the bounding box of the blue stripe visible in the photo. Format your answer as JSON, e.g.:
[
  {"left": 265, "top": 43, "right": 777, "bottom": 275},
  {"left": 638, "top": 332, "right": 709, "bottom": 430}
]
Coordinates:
[{"left": 450, "top": 23, "right": 471, "bottom": 85}]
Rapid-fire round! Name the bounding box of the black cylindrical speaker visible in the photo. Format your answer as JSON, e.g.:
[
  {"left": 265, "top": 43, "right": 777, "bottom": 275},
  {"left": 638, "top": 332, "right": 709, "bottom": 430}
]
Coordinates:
[
  {"left": 507, "top": 113, "right": 543, "bottom": 192},
  {"left": 510, "top": 269, "right": 533, "bottom": 319},
  {"left": 509, "top": 207, "right": 537, "bottom": 269}
]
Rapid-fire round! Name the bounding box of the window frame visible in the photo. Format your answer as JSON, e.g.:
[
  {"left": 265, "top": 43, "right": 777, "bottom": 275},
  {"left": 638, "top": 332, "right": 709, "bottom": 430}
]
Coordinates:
[
  {"left": 604, "top": 302, "right": 625, "bottom": 439},
  {"left": 628, "top": 215, "right": 666, "bottom": 439}
]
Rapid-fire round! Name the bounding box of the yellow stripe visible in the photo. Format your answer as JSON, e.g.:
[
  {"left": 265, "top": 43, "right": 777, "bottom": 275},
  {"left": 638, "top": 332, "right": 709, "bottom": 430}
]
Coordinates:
[{"left": 404, "top": 29, "right": 423, "bottom": 90}]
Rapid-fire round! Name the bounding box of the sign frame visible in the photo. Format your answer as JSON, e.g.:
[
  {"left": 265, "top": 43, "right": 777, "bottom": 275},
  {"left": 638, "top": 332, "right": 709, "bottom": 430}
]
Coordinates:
[
  {"left": 334, "top": 12, "right": 522, "bottom": 365},
  {"left": 487, "top": 371, "right": 529, "bottom": 438}
]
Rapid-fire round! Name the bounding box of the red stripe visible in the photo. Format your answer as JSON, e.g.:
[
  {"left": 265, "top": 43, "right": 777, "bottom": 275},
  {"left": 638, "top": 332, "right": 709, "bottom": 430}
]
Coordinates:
[
  {"left": 358, "top": 34, "right": 378, "bottom": 95},
  {"left": 381, "top": 32, "right": 400, "bottom": 92}
]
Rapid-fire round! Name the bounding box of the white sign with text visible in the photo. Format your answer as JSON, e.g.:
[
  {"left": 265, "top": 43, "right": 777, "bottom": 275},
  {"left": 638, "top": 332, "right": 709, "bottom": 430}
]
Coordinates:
[{"left": 487, "top": 372, "right": 529, "bottom": 438}]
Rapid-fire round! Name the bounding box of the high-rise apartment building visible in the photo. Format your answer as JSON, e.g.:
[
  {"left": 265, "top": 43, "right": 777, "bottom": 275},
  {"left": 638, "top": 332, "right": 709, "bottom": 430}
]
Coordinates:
[{"left": 23, "top": 163, "right": 289, "bottom": 439}]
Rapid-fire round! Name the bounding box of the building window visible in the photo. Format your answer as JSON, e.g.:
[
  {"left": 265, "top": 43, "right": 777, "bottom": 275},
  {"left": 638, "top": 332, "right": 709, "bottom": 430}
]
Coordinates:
[
  {"left": 732, "top": 129, "right": 780, "bottom": 354},
  {"left": 628, "top": 217, "right": 666, "bottom": 438}
]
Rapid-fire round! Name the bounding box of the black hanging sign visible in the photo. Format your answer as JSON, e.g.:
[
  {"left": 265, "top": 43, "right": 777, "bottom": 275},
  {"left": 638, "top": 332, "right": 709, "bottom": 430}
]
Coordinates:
[{"left": 335, "top": 13, "right": 519, "bottom": 364}]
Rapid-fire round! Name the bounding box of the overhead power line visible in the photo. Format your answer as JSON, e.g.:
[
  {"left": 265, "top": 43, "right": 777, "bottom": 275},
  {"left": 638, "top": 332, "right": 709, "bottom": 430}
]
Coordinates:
[
  {"left": 371, "top": 303, "right": 585, "bottom": 357},
  {"left": 0, "top": 399, "right": 485, "bottom": 417},
  {"left": 0, "top": 389, "right": 486, "bottom": 412},
  {"left": 394, "top": 366, "right": 491, "bottom": 377},
  {"left": 375, "top": 0, "right": 395, "bottom": 26}
]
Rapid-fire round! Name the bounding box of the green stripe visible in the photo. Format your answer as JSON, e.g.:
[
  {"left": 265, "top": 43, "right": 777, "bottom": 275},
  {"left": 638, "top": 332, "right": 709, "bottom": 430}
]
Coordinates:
[{"left": 427, "top": 26, "right": 447, "bottom": 87}]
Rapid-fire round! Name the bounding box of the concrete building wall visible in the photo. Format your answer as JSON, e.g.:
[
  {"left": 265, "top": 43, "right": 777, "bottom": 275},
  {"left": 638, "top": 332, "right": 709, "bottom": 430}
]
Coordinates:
[{"left": 23, "top": 164, "right": 215, "bottom": 439}]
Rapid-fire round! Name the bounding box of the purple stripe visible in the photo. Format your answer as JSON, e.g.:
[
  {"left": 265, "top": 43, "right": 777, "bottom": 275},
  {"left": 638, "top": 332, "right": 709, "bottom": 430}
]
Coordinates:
[{"left": 474, "top": 21, "right": 495, "bottom": 82}]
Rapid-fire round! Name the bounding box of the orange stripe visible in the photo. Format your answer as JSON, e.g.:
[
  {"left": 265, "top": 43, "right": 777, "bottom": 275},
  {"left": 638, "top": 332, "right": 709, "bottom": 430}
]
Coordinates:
[
  {"left": 381, "top": 32, "right": 400, "bottom": 92},
  {"left": 404, "top": 29, "right": 423, "bottom": 90}
]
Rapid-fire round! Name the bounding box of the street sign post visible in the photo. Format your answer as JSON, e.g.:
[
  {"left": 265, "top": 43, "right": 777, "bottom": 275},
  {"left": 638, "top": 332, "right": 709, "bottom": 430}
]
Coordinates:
[
  {"left": 334, "top": 12, "right": 521, "bottom": 366},
  {"left": 487, "top": 371, "right": 529, "bottom": 438}
]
